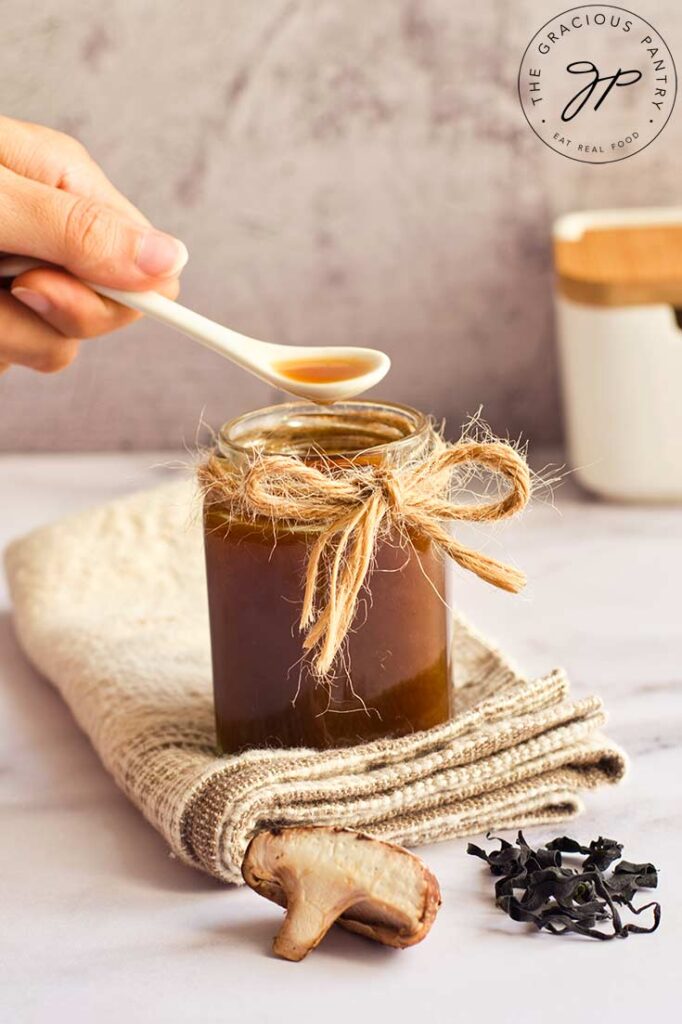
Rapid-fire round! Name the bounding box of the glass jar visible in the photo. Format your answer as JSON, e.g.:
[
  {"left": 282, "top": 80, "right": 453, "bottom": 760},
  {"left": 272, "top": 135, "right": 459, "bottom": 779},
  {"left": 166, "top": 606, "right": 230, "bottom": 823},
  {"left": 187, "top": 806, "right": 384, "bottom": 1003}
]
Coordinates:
[{"left": 203, "top": 400, "right": 453, "bottom": 753}]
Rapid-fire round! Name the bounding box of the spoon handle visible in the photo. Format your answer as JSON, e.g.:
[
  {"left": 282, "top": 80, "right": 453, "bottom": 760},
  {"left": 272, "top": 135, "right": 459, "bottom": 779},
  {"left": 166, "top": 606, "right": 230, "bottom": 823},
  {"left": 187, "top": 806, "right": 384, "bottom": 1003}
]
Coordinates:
[{"left": 0, "top": 256, "right": 269, "bottom": 370}]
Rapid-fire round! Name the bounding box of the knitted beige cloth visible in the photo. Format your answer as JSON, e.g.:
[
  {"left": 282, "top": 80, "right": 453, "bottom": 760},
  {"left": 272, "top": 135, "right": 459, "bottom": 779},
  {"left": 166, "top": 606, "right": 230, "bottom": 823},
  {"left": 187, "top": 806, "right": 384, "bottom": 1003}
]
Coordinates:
[{"left": 4, "top": 481, "right": 626, "bottom": 885}]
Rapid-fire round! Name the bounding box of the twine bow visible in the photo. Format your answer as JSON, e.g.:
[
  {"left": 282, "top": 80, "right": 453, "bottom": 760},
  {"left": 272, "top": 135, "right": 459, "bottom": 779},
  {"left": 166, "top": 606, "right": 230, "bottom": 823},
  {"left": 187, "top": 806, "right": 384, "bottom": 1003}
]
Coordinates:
[{"left": 200, "top": 435, "right": 531, "bottom": 677}]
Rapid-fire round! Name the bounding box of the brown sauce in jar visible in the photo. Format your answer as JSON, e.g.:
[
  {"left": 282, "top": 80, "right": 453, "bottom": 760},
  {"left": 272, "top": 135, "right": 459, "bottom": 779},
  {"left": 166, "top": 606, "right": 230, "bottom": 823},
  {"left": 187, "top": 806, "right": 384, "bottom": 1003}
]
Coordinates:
[{"left": 204, "top": 402, "right": 453, "bottom": 753}]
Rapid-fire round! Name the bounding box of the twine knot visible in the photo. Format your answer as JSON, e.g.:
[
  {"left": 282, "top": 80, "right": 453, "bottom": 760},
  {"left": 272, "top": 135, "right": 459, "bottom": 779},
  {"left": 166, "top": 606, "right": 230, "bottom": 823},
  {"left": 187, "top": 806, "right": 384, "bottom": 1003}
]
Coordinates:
[
  {"left": 200, "top": 432, "right": 531, "bottom": 678},
  {"left": 372, "top": 466, "right": 404, "bottom": 512}
]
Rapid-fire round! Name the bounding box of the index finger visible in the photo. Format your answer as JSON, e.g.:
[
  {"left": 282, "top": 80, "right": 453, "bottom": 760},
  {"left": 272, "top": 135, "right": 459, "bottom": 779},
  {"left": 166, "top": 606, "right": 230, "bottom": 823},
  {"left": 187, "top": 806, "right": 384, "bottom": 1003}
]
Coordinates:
[{"left": 0, "top": 115, "right": 151, "bottom": 227}]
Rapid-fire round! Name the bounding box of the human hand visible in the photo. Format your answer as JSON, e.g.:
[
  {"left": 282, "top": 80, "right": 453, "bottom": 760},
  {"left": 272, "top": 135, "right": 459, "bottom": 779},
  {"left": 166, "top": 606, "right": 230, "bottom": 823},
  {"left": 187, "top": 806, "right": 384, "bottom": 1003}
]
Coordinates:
[{"left": 0, "top": 115, "right": 188, "bottom": 374}]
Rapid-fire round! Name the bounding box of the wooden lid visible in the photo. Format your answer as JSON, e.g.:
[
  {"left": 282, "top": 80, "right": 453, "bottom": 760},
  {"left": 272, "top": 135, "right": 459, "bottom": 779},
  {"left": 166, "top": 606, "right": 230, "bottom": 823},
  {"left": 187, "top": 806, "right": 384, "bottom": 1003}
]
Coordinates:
[{"left": 554, "top": 210, "right": 682, "bottom": 307}]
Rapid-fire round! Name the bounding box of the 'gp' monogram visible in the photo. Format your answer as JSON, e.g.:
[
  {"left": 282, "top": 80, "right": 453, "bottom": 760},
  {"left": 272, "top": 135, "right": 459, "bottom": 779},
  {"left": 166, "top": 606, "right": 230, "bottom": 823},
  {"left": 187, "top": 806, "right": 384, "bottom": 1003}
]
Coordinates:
[{"left": 561, "top": 61, "right": 643, "bottom": 120}]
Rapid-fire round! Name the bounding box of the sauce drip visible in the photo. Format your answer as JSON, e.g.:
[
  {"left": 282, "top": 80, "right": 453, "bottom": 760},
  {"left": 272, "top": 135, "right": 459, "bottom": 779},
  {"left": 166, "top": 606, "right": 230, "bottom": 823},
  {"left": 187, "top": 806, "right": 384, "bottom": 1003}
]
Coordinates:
[{"left": 274, "top": 354, "right": 376, "bottom": 384}]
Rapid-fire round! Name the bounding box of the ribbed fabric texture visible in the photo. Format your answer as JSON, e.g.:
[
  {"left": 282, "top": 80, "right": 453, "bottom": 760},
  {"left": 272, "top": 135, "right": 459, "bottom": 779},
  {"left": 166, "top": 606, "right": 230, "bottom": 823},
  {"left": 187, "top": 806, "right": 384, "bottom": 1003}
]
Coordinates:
[{"left": 4, "top": 481, "right": 626, "bottom": 885}]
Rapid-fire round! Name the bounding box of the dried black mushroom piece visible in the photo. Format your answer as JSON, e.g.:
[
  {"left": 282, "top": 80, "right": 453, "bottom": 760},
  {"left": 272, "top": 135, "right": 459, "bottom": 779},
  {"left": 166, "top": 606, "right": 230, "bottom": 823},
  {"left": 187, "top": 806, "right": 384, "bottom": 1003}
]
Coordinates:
[{"left": 468, "top": 831, "right": 661, "bottom": 940}]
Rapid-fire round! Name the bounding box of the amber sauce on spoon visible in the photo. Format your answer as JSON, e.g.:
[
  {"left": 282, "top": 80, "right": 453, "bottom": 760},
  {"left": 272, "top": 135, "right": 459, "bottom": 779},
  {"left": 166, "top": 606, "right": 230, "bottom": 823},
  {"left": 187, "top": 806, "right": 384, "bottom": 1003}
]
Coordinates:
[{"left": 273, "top": 354, "right": 379, "bottom": 385}]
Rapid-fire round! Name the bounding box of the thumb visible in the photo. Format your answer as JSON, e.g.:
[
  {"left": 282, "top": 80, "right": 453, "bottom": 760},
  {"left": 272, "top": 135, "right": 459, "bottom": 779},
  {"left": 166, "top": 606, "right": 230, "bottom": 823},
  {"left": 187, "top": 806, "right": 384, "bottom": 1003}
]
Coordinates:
[{"left": 0, "top": 165, "right": 188, "bottom": 289}]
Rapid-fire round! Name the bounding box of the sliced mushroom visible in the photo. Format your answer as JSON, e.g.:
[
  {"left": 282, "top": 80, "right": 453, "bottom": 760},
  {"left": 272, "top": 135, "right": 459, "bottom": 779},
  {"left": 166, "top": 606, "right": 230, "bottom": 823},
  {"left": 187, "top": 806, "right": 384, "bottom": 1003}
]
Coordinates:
[{"left": 242, "top": 825, "right": 441, "bottom": 961}]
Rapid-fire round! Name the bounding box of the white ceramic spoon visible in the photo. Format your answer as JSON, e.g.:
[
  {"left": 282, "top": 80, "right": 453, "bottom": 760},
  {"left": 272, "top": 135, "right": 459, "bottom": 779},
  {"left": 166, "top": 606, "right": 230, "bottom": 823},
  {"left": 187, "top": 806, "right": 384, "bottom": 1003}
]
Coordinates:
[{"left": 0, "top": 256, "right": 390, "bottom": 402}]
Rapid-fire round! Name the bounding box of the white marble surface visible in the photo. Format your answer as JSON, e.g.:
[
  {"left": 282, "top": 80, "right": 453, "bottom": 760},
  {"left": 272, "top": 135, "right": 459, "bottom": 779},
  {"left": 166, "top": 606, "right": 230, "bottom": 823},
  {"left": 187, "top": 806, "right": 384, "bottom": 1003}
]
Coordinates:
[{"left": 1, "top": 452, "right": 680, "bottom": 1023}]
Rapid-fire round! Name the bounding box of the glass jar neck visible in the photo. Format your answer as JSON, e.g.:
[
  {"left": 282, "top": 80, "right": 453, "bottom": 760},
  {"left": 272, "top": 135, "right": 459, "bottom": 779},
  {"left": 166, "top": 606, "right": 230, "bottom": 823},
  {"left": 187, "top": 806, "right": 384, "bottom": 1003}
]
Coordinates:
[{"left": 218, "top": 400, "right": 431, "bottom": 467}]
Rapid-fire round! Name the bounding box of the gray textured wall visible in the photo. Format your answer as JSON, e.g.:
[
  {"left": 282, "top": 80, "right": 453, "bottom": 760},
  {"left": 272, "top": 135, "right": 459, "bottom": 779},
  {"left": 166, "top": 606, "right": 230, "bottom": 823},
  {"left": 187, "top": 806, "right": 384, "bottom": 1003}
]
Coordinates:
[{"left": 0, "top": 0, "right": 680, "bottom": 450}]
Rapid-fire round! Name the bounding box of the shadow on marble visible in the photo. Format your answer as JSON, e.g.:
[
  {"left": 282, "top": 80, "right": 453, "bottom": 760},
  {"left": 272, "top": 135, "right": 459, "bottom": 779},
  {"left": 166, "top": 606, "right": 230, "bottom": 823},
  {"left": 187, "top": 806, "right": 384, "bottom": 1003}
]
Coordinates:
[{"left": 201, "top": 914, "right": 398, "bottom": 966}]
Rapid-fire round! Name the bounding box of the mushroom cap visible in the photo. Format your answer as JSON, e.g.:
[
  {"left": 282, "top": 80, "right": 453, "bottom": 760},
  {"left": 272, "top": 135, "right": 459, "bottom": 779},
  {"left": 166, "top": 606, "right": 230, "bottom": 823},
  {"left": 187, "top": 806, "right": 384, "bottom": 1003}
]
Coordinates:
[{"left": 242, "top": 825, "right": 441, "bottom": 960}]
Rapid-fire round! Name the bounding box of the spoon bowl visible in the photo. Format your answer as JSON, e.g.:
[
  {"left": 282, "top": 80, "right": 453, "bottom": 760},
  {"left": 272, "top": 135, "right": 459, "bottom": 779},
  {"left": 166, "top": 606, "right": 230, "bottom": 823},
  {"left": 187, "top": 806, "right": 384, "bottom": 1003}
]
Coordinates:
[
  {"left": 248, "top": 343, "right": 390, "bottom": 402},
  {"left": 0, "top": 256, "right": 390, "bottom": 402}
]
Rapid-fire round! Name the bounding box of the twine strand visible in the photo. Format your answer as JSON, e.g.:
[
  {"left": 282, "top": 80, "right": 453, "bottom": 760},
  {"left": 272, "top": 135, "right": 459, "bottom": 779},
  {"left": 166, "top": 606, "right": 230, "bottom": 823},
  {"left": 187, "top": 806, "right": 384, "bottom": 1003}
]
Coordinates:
[{"left": 200, "top": 435, "right": 531, "bottom": 677}]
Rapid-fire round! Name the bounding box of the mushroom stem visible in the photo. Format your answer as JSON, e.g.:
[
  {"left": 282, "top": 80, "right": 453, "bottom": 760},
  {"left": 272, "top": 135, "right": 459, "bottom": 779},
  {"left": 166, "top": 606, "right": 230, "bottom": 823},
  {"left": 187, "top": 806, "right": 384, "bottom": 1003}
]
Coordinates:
[{"left": 273, "top": 877, "right": 358, "bottom": 961}]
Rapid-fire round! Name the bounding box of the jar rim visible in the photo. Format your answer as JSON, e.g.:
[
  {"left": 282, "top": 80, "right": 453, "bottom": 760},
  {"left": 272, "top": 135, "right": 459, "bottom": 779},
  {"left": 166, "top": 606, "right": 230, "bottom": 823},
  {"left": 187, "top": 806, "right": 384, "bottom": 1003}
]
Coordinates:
[{"left": 218, "top": 399, "right": 431, "bottom": 461}]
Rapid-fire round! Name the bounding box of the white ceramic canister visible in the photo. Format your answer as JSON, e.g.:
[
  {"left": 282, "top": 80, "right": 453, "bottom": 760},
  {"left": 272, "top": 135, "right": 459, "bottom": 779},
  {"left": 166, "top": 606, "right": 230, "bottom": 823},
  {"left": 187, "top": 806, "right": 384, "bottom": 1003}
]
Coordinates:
[{"left": 554, "top": 208, "right": 682, "bottom": 502}]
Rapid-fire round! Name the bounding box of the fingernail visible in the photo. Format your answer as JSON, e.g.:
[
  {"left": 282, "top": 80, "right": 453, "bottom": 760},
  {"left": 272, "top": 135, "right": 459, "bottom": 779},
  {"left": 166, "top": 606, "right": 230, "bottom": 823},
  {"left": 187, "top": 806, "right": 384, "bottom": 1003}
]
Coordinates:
[
  {"left": 136, "top": 231, "right": 189, "bottom": 277},
  {"left": 12, "top": 287, "right": 53, "bottom": 316}
]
